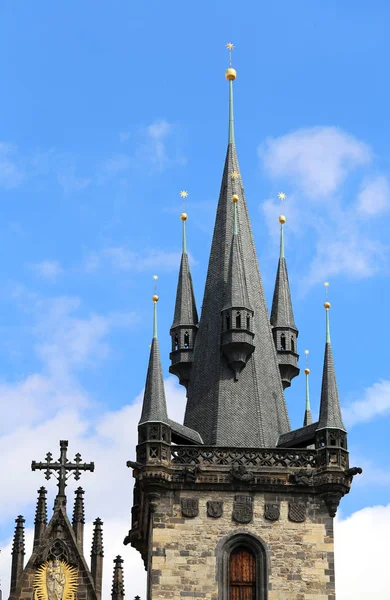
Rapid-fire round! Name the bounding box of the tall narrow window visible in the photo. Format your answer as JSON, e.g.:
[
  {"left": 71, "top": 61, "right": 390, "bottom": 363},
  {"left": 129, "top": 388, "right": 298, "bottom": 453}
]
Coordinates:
[
  {"left": 226, "top": 314, "right": 230, "bottom": 330},
  {"left": 280, "top": 333, "right": 286, "bottom": 350},
  {"left": 174, "top": 334, "right": 179, "bottom": 350},
  {"left": 246, "top": 314, "right": 250, "bottom": 329},
  {"left": 184, "top": 331, "right": 190, "bottom": 348},
  {"left": 236, "top": 311, "right": 241, "bottom": 329},
  {"left": 229, "top": 546, "right": 256, "bottom": 600},
  {"left": 291, "top": 336, "right": 295, "bottom": 353}
]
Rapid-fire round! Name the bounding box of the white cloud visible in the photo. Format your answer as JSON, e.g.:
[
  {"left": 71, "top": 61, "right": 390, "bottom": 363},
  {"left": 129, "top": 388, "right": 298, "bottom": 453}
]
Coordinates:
[
  {"left": 335, "top": 504, "right": 390, "bottom": 599},
  {"left": 84, "top": 246, "right": 188, "bottom": 274},
  {"left": 357, "top": 175, "right": 390, "bottom": 216},
  {"left": 135, "top": 119, "right": 186, "bottom": 172},
  {"left": 31, "top": 260, "right": 63, "bottom": 281},
  {"left": 343, "top": 379, "right": 390, "bottom": 427},
  {"left": 260, "top": 126, "right": 371, "bottom": 197},
  {"left": 58, "top": 168, "right": 91, "bottom": 196},
  {"left": 0, "top": 143, "right": 24, "bottom": 188},
  {"left": 260, "top": 127, "right": 388, "bottom": 289}
]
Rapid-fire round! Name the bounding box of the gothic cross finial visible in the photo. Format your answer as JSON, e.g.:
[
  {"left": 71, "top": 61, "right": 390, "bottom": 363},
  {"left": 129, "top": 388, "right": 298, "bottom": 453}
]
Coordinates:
[{"left": 31, "top": 440, "right": 94, "bottom": 499}]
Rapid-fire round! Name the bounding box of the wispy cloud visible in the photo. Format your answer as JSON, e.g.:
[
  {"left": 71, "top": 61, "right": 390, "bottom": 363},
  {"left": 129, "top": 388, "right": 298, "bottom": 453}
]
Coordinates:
[
  {"left": 84, "top": 246, "right": 188, "bottom": 273},
  {"left": 0, "top": 142, "right": 24, "bottom": 188},
  {"left": 260, "top": 126, "right": 371, "bottom": 197},
  {"left": 30, "top": 260, "right": 63, "bottom": 281},
  {"left": 58, "top": 167, "right": 91, "bottom": 196},
  {"left": 343, "top": 379, "right": 390, "bottom": 427},
  {"left": 357, "top": 175, "right": 390, "bottom": 216}
]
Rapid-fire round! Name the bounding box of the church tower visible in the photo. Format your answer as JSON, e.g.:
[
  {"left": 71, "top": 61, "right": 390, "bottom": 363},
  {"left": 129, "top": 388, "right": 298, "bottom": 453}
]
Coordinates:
[{"left": 125, "top": 45, "right": 361, "bottom": 599}]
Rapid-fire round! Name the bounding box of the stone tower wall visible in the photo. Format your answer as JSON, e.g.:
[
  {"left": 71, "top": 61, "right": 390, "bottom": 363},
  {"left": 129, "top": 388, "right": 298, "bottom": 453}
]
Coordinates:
[{"left": 150, "top": 490, "right": 335, "bottom": 600}]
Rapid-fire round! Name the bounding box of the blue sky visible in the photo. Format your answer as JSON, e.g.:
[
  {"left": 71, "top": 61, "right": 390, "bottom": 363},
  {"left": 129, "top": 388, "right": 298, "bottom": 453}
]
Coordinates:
[{"left": 0, "top": 2, "right": 390, "bottom": 598}]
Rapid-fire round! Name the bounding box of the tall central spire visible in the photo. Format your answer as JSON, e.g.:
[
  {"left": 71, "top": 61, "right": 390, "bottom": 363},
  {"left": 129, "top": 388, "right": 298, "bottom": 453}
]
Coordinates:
[{"left": 183, "top": 46, "right": 290, "bottom": 447}]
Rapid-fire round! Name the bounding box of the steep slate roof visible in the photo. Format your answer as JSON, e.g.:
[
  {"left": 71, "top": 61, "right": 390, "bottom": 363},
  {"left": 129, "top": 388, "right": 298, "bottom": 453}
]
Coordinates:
[
  {"left": 270, "top": 229, "right": 297, "bottom": 328},
  {"left": 139, "top": 303, "right": 169, "bottom": 426},
  {"left": 183, "top": 79, "right": 290, "bottom": 447},
  {"left": 171, "top": 251, "right": 198, "bottom": 328},
  {"left": 317, "top": 308, "right": 346, "bottom": 431}
]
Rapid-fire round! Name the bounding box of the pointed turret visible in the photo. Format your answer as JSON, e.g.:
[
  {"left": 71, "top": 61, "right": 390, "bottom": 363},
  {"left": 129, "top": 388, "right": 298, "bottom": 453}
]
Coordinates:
[
  {"left": 270, "top": 211, "right": 299, "bottom": 389},
  {"left": 111, "top": 555, "right": 125, "bottom": 600},
  {"left": 137, "top": 285, "right": 171, "bottom": 465},
  {"left": 184, "top": 46, "right": 290, "bottom": 447},
  {"left": 91, "top": 517, "right": 104, "bottom": 600},
  {"left": 169, "top": 204, "right": 199, "bottom": 389},
  {"left": 72, "top": 486, "right": 85, "bottom": 549},
  {"left": 303, "top": 350, "right": 313, "bottom": 426},
  {"left": 316, "top": 287, "right": 348, "bottom": 471},
  {"left": 33, "top": 486, "right": 47, "bottom": 549},
  {"left": 221, "top": 194, "right": 254, "bottom": 380},
  {"left": 10, "top": 516, "right": 25, "bottom": 594}
]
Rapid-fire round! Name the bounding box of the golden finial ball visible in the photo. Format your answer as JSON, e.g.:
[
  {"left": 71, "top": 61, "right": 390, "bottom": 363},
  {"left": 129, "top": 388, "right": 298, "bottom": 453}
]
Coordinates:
[
  {"left": 279, "top": 215, "right": 286, "bottom": 224},
  {"left": 225, "top": 68, "right": 237, "bottom": 81},
  {"left": 324, "top": 301, "right": 331, "bottom": 309},
  {"left": 304, "top": 368, "right": 311, "bottom": 375},
  {"left": 180, "top": 212, "right": 188, "bottom": 221},
  {"left": 152, "top": 294, "right": 159, "bottom": 303},
  {"left": 232, "top": 194, "right": 239, "bottom": 203}
]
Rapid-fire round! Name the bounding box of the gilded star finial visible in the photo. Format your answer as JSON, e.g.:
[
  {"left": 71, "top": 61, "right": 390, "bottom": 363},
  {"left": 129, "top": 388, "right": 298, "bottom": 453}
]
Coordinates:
[
  {"left": 324, "top": 282, "right": 330, "bottom": 309},
  {"left": 278, "top": 192, "right": 287, "bottom": 224},
  {"left": 231, "top": 171, "right": 239, "bottom": 180},
  {"left": 278, "top": 192, "right": 286, "bottom": 201},
  {"left": 180, "top": 190, "right": 188, "bottom": 198},
  {"left": 225, "top": 42, "right": 236, "bottom": 80},
  {"left": 152, "top": 275, "right": 159, "bottom": 302},
  {"left": 304, "top": 349, "right": 310, "bottom": 375}
]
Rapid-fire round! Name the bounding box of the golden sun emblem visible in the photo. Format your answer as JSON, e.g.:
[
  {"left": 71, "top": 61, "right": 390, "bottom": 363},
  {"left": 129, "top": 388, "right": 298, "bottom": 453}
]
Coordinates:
[
  {"left": 34, "top": 560, "right": 78, "bottom": 600},
  {"left": 278, "top": 192, "right": 286, "bottom": 201},
  {"left": 231, "top": 171, "right": 239, "bottom": 180},
  {"left": 180, "top": 190, "right": 188, "bottom": 198},
  {"left": 226, "top": 42, "right": 234, "bottom": 51}
]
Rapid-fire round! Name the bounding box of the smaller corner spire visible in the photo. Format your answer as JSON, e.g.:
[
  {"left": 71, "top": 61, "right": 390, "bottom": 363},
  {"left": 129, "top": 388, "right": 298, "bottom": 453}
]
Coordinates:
[
  {"left": 225, "top": 42, "right": 236, "bottom": 145},
  {"left": 139, "top": 282, "right": 169, "bottom": 426},
  {"left": 91, "top": 518, "right": 104, "bottom": 557},
  {"left": 303, "top": 350, "right": 313, "bottom": 426},
  {"left": 111, "top": 556, "right": 125, "bottom": 600},
  {"left": 169, "top": 196, "right": 199, "bottom": 390},
  {"left": 317, "top": 284, "right": 346, "bottom": 432}
]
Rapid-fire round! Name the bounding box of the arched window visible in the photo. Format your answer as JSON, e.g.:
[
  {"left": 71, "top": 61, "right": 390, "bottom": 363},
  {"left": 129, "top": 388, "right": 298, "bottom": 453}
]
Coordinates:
[
  {"left": 246, "top": 314, "right": 250, "bottom": 330},
  {"left": 230, "top": 546, "right": 256, "bottom": 600},
  {"left": 291, "top": 336, "right": 295, "bottom": 353},
  {"left": 280, "top": 333, "right": 286, "bottom": 350},
  {"left": 184, "top": 331, "right": 190, "bottom": 348},
  {"left": 236, "top": 311, "right": 241, "bottom": 329},
  {"left": 174, "top": 334, "right": 179, "bottom": 350},
  {"left": 216, "top": 532, "right": 268, "bottom": 600}
]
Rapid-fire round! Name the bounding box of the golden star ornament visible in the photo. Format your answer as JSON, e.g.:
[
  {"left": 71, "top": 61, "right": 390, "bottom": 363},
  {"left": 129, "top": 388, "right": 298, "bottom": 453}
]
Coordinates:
[
  {"left": 278, "top": 192, "right": 286, "bottom": 201},
  {"left": 180, "top": 190, "right": 188, "bottom": 198},
  {"left": 231, "top": 171, "right": 239, "bottom": 180}
]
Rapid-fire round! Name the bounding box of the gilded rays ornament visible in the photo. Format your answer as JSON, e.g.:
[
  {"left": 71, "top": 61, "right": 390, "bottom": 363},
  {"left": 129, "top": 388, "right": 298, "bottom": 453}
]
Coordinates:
[
  {"left": 34, "top": 560, "right": 78, "bottom": 600},
  {"left": 278, "top": 192, "right": 286, "bottom": 201},
  {"left": 180, "top": 190, "right": 188, "bottom": 198},
  {"left": 231, "top": 171, "right": 239, "bottom": 180}
]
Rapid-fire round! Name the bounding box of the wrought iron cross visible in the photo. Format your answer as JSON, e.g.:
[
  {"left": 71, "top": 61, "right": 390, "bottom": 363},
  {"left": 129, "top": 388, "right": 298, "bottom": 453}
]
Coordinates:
[{"left": 31, "top": 440, "right": 94, "bottom": 497}]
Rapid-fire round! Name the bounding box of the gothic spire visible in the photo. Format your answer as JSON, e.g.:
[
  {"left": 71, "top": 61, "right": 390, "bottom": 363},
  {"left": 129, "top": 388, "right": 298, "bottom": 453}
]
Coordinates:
[
  {"left": 72, "top": 486, "right": 85, "bottom": 548},
  {"left": 139, "top": 289, "right": 169, "bottom": 425},
  {"left": 270, "top": 210, "right": 299, "bottom": 389},
  {"left": 10, "top": 516, "right": 25, "bottom": 594},
  {"left": 33, "top": 487, "right": 47, "bottom": 549},
  {"left": 303, "top": 350, "right": 313, "bottom": 426},
  {"left": 169, "top": 203, "right": 199, "bottom": 389},
  {"left": 317, "top": 291, "right": 346, "bottom": 431},
  {"left": 111, "top": 556, "right": 125, "bottom": 600},
  {"left": 91, "top": 518, "right": 104, "bottom": 600},
  {"left": 184, "top": 46, "right": 290, "bottom": 447}
]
